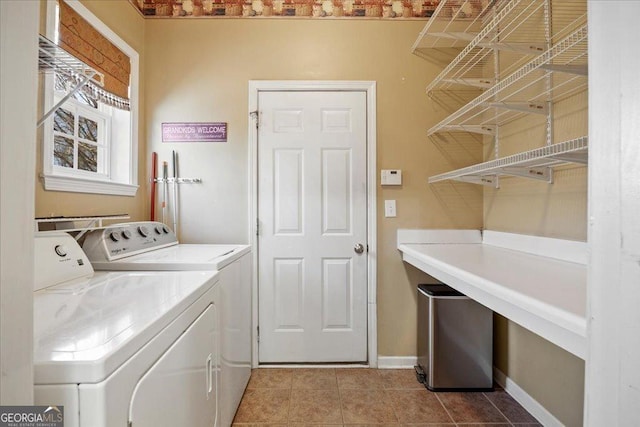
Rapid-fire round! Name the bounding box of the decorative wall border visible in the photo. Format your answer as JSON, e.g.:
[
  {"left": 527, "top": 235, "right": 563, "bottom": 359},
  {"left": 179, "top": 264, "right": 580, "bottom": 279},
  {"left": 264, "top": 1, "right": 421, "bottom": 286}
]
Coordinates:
[{"left": 129, "top": 0, "right": 438, "bottom": 19}]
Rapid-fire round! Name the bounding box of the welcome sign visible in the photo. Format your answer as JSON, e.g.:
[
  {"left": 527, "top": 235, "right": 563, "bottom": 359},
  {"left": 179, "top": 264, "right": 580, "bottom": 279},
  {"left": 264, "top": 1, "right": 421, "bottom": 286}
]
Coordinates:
[{"left": 162, "top": 122, "right": 227, "bottom": 142}]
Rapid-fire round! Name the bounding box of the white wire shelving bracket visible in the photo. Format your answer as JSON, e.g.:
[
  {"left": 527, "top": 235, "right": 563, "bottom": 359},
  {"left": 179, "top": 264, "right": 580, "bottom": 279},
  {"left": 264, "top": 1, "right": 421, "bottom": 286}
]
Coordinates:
[
  {"left": 35, "top": 214, "right": 130, "bottom": 240},
  {"left": 427, "top": 23, "right": 588, "bottom": 136},
  {"left": 37, "top": 34, "right": 105, "bottom": 128},
  {"left": 428, "top": 136, "right": 588, "bottom": 187}
]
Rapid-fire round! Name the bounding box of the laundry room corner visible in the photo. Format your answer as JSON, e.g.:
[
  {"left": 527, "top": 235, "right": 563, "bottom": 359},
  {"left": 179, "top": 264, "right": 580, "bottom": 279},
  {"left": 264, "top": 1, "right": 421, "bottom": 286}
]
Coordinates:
[
  {"left": 35, "top": 0, "right": 148, "bottom": 221},
  {"left": 5, "top": 1, "right": 639, "bottom": 425},
  {"left": 142, "top": 17, "right": 474, "bottom": 364}
]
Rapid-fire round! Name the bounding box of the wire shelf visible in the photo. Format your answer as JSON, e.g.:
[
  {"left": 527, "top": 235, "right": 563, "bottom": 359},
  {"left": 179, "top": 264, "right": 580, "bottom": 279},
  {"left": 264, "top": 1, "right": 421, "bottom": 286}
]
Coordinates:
[
  {"left": 37, "top": 35, "right": 105, "bottom": 127},
  {"left": 412, "top": 0, "right": 503, "bottom": 52},
  {"left": 35, "top": 214, "right": 131, "bottom": 240},
  {"left": 38, "top": 35, "right": 104, "bottom": 86},
  {"left": 418, "top": 1, "right": 587, "bottom": 94},
  {"left": 426, "top": 0, "right": 545, "bottom": 93},
  {"left": 428, "top": 136, "right": 587, "bottom": 186},
  {"left": 427, "top": 23, "right": 587, "bottom": 135}
]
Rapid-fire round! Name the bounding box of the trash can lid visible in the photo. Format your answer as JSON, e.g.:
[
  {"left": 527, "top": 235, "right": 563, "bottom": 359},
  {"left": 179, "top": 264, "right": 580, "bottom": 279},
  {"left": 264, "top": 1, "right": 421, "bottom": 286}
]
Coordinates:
[{"left": 418, "top": 284, "right": 465, "bottom": 297}]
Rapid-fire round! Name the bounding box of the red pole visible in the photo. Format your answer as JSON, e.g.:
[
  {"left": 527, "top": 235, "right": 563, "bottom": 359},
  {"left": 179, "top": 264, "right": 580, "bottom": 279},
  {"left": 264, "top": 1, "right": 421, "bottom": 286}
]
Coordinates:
[{"left": 150, "top": 152, "right": 158, "bottom": 221}]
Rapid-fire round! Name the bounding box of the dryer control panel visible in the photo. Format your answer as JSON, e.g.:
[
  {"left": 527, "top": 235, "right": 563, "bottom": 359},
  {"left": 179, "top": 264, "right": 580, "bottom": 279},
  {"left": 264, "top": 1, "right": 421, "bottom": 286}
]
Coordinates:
[
  {"left": 35, "top": 233, "right": 94, "bottom": 291},
  {"left": 82, "top": 221, "right": 179, "bottom": 262}
]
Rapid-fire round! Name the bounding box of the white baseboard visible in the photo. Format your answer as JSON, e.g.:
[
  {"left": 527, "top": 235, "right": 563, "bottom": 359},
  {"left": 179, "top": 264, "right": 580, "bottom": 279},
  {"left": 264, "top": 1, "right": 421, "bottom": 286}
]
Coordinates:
[
  {"left": 377, "top": 356, "right": 417, "bottom": 369},
  {"left": 257, "top": 364, "right": 369, "bottom": 368},
  {"left": 494, "top": 368, "right": 563, "bottom": 427}
]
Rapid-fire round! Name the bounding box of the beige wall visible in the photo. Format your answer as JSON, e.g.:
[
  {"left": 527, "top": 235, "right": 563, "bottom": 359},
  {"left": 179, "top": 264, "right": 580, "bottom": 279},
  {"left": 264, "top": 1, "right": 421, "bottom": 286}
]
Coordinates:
[
  {"left": 486, "top": 90, "right": 588, "bottom": 427},
  {"left": 144, "top": 17, "right": 482, "bottom": 353},
  {"left": 494, "top": 316, "right": 585, "bottom": 426},
  {"left": 35, "top": 0, "right": 147, "bottom": 221}
]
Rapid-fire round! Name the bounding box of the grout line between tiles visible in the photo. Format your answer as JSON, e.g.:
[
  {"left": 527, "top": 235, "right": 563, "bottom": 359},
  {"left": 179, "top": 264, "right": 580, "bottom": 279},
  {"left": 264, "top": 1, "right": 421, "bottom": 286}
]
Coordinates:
[
  {"left": 383, "top": 389, "right": 399, "bottom": 424},
  {"left": 286, "top": 382, "right": 293, "bottom": 424},
  {"left": 433, "top": 391, "right": 458, "bottom": 427},
  {"left": 482, "top": 391, "right": 515, "bottom": 427},
  {"left": 338, "top": 378, "right": 345, "bottom": 425}
]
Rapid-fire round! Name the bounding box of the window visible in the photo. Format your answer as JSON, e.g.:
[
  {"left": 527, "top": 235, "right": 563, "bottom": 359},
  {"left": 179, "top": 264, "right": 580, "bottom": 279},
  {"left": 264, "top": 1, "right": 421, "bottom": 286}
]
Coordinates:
[
  {"left": 42, "top": 0, "right": 139, "bottom": 196},
  {"left": 52, "top": 96, "right": 108, "bottom": 176}
]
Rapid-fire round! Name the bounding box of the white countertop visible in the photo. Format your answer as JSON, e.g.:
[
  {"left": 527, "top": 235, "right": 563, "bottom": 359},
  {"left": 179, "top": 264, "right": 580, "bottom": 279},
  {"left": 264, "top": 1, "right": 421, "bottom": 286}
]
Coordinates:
[{"left": 398, "top": 229, "right": 587, "bottom": 359}]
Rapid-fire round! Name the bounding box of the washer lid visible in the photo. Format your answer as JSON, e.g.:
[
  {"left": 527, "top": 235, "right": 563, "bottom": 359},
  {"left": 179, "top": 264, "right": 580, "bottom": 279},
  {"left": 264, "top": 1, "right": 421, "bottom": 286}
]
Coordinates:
[
  {"left": 33, "top": 269, "right": 218, "bottom": 385},
  {"left": 90, "top": 244, "right": 251, "bottom": 271}
]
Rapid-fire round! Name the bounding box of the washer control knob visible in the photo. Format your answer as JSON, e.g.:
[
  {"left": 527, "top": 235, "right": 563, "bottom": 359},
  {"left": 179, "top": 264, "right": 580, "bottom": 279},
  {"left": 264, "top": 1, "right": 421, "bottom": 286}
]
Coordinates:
[
  {"left": 155, "top": 225, "right": 163, "bottom": 235},
  {"left": 162, "top": 226, "right": 170, "bottom": 234},
  {"left": 109, "top": 231, "right": 121, "bottom": 242},
  {"left": 138, "top": 226, "right": 149, "bottom": 237},
  {"left": 54, "top": 245, "right": 67, "bottom": 257},
  {"left": 122, "top": 230, "right": 132, "bottom": 240}
]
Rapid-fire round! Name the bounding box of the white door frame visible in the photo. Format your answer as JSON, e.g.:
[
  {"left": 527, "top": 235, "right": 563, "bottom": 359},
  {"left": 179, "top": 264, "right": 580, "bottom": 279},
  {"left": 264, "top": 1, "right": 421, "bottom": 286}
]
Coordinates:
[{"left": 248, "top": 80, "right": 377, "bottom": 368}]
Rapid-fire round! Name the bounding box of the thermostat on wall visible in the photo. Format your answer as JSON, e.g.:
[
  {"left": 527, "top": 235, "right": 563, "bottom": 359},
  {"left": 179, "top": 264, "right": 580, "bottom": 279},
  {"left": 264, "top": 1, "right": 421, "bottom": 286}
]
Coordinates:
[{"left": 381, "top": 169, "right": 402, "bottom": 186}]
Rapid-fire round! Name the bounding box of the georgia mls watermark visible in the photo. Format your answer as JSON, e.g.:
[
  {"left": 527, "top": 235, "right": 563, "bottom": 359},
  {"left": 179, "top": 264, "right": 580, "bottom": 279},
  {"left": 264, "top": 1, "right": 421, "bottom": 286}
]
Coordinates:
[{"left": 0, "top": 406, "right": 63, "bottom": 427}]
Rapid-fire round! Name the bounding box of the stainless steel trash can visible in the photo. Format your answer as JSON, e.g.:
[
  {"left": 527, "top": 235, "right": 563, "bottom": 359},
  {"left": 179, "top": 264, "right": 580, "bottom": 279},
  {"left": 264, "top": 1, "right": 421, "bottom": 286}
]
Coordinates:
[{"left": 415, "top": 284, "right": 493, "bottom": 391}]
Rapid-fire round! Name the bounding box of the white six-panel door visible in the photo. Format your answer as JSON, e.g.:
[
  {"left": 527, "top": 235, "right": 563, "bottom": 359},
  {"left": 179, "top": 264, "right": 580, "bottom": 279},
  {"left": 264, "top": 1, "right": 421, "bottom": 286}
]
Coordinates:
[{"left": 258, "top": 90, "right": 368, "bottom": 363}]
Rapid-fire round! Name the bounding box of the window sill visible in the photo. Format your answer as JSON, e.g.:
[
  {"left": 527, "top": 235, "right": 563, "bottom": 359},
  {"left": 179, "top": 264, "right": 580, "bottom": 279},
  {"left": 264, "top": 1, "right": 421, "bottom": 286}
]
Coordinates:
[{"left": 42, "top": 174, "right": 138, "bottom": 196}]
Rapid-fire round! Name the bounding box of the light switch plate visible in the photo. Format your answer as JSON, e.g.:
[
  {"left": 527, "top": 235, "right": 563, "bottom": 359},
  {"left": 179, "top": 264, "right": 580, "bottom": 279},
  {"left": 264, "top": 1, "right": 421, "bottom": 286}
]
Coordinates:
[
  {"left": 384, "top": 200, "right": 397, "bottom": 218},
  {"left": 381, "top": 169, "right": 402, "bottom": 185}
]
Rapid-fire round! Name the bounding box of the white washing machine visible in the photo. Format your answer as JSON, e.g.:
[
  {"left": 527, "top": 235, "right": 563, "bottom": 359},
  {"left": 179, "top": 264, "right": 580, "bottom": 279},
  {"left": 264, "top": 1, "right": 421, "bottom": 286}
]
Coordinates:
[
  {"left": 34, "top": 232, "right": 221, "bottom": 427},
  {"left": 82, "top": 222, "right": 252, "bottom": 427}
]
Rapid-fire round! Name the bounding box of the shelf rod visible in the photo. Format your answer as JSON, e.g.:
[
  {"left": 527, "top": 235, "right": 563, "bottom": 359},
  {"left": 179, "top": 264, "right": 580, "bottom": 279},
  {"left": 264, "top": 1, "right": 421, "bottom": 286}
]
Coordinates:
[
  {"left": 548, "top": 152, "right": 588, "bottom": 164},
  {"left": 426, "top": 31, "right": 480, "bottom": 42},
  {"left": 441, "top": 78, "right": 495, "bottom": 89},
  {"left": 454, "top": 175, "right": 498, "bottom": 187},
  {"left": 539, "top": 64, "right": 588, "bottom": 76},
  {"left": 439, "top": 125, "right": 496, "bottom": 135},
  {"left": 476, "top": 42, "right": 545, "bottom": 54},
  {"left": 37, "top": 73, "right": 94, "bottom": 127},
  {"left": 499, "top": 166, "right": 552, "bottom": 182},
  {"left": 486, "top": 102, "right": 548, "bottom": 115}
]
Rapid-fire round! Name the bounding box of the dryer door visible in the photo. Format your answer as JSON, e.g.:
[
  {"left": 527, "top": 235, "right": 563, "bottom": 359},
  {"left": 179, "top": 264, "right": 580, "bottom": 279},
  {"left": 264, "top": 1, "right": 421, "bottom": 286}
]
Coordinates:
[{"left": 129, "top": 303, "right": 218, "bottom": 427}]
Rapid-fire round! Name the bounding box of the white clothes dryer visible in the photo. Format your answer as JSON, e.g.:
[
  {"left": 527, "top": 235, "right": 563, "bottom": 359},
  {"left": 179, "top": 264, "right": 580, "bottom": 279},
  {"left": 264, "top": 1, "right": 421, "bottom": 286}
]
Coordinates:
[
  {"left": 82, "top": 222, "right": 252, "bottom": 427},
  {"left": 34, "top": 233, "right": 221, "bottom": 427}
]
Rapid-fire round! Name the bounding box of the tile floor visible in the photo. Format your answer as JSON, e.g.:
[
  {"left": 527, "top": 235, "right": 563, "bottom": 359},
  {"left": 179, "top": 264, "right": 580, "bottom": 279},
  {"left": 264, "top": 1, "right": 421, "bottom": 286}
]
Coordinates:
[{"left": 232, "top": 368, "right": 542, "bottom": 427}]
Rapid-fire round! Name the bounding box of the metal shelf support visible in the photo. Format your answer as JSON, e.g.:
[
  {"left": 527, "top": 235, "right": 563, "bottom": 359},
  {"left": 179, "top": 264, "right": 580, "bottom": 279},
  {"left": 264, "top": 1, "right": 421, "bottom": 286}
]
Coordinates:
[
  {"left": 486, "top": 102, "right": 548, "bottom": 115},
  {"left": 439, "top": 125, "right": 496, "bottom": 135},
  {"left": 499, "top": 166, "right": 552, "bottom": 182},
  {"left": 37, "top": 74, "right": 93, "bottom": 127},
  {"left": 441, "top": 78, "right": 495, "bottom": 89},
  {"left": 539, "top": 64, "right": 588, "bottom": 76}
]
